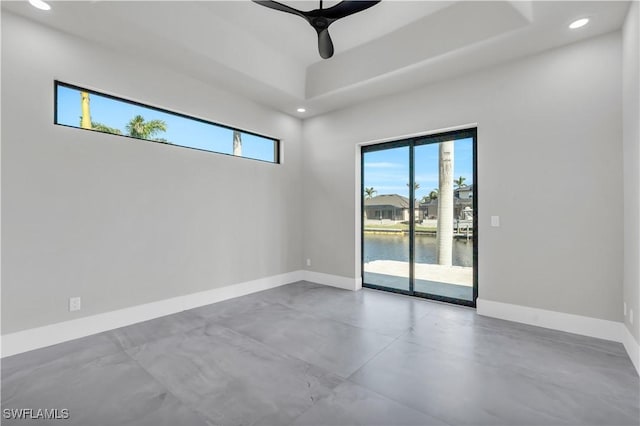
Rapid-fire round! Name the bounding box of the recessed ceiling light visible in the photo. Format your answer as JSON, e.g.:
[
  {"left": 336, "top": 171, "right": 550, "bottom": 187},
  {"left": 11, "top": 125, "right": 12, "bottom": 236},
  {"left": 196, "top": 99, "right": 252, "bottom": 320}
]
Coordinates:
[
  {"left": 28, "top": 0, "right": 51, "bottom": 10},
  {"left": 297, "top": 108, "right": 306, "bottom": 113},
  {"left": 569, "top": 18, "right": 589, "bottom": 29}
]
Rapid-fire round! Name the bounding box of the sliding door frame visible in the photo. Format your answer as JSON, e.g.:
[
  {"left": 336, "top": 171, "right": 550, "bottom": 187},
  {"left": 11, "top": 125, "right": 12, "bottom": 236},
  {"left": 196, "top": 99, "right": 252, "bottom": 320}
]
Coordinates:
[{"left": 361, "top": 127, "right": 478, "bottom": 307}]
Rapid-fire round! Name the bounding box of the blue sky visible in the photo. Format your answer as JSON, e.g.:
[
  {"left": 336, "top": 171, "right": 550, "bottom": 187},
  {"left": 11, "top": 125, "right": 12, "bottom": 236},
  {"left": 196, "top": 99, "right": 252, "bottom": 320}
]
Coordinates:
[
  {"left": 364, "top": 138, "right": 473, "bottom": 200},
  {"left": 56, "top": 85, "right": 276, "bottom": 162}
]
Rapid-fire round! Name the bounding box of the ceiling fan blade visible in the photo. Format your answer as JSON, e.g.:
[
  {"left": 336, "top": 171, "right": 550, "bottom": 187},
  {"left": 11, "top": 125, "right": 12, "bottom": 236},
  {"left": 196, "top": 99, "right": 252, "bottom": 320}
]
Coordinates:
[
  {"left": 317, "top": 28, "right": 334, "bottom": 59},
  {"left": 322, "top": 1, "right": 381, "bottom": 20},
  {"left": 252, "top": 0, "right": 380, "bottom": 60},
  {"left": 251, "top": 1, "right": 306, "bottom": 19}
]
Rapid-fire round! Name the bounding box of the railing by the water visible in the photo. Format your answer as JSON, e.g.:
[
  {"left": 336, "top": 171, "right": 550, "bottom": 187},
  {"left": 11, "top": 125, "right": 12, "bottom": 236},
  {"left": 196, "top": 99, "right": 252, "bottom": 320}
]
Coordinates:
[
  {"left": 364, "top": 220, "right": 473, "bottom": 240},
  {"left": 455, "top": 220, "right": 473, "bottom": 241}
]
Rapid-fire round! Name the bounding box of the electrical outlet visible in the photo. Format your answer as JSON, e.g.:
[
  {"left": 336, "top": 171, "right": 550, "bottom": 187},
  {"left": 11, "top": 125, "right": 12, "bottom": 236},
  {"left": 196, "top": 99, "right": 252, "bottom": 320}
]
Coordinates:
[
  {"left": 491, "top": 216, "right": 500, "bottom": 227},
  {"left": 69, "top": 297, "right": 81, "bottom": 312},
  {"left": 630, "top": 309, "right": 634, "bottom": 325},
  {"left": 306, "top": 258, "right": 311, "bottom": 267},
  {"left": 624, "top": 302, "right": 627, "bottom": 316}
]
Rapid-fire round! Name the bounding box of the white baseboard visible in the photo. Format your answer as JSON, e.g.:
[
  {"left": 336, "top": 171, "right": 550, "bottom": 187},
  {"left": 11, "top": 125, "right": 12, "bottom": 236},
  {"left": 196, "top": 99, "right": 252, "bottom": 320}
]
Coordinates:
[
  {"left": 1, "top": 270, "right": 358, "bottom": 358},
  {"left": 1, "top": 270, "right": 304, "bottom": 358},
  {"left": 478, "top": 298, "right": 640, "bottom": 375},
  {"left": 302, "top": 270, "right": 359, "bottom": 291},
  {"left": 477, "top": 298, "right": 624, "bottom": 342},
  {"left": 3, "top": 279, "right": 635, "bottom": 376},
  {"left": 622, "top": 325, "right": 640, "bottom": 376}
]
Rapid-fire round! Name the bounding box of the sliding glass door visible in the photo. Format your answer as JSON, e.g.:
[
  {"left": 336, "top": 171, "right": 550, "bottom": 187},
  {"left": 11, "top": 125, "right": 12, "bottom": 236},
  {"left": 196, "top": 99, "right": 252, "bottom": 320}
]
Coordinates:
[
  {"left": 361, "top": 128, "right": 477, "bottom": 306},
  {"left": 362, "top": 144, "right": 411, "bottom": 292}
]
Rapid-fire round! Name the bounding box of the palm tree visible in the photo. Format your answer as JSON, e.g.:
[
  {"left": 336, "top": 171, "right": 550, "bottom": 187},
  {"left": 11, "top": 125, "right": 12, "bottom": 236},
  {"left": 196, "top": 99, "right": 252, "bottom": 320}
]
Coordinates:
[
  {"left": 125, "top": 115, "right": 167, "bottom": 141},
  {"left": 429, "top": 188, "right": 439, "bottom": 200},
  {"left": 233, "top": 130, "right": 242, "bottom": 156},
  {"left": 364, "top": 187, "right": 377, "bottom": 199},
  {"left": 419, "top": 195, "right": 430, "bottom": 204},
  {"left": 79, "top": 91, "right": 122, "bottom": 135},
  {"left": 406, "top": 182, "right": 420, "bottom": 191},
  {"left": 436, "top": 141, "right": 454, "bottom": 266},
  {"left": 454, "top": 176, "right": 467, "bottom": 188},
  {"left": 79, "top": 92, "right": 167, "bottom": 140},
  {"left": 91, "top": 122, "right": 122, "bottom": 135},
  {"left": 80, "top": 91, "right": 92, "bottom": 130}
]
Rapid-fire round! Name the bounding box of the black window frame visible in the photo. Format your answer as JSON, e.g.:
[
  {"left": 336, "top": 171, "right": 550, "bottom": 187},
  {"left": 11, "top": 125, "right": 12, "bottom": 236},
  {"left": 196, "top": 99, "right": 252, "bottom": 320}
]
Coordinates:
[
  {"left": 361, "top": 127, "right": 478, "bottom": 308},
  {"left": 54, "top": 81, "right": 280, "bottom": 164}
]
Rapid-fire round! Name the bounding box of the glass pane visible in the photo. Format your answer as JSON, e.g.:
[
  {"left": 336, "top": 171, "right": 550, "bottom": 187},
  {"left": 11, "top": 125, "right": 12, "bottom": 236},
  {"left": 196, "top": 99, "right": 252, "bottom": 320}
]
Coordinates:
[
  {"left": 55, "top": 83, "right": 278, "bottom": 163},
  {"left": 414, "top": 137, "right": 474, "bottom": 301},
  {"left": 362, "top": 146, "right": 410, "bottom": 292}
]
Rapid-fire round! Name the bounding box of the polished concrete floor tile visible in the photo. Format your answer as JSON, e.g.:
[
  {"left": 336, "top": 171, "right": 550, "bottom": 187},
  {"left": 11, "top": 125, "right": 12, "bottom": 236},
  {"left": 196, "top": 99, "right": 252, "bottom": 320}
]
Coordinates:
[
  {"left": 213, "top": 301, "right": 396, "bottom": 377},
  {"left": 108, "top": 311, "right": 205, "bottom": 350},
  {"left": 427, "top": 301, "right": 630, "bottom": 356},
  {"left": 3, "top": 282, "right": 638, "bottom": 426},
  {"left": 188, "top": 292, "right": 277, "bottom": 322},
  {"left": 118, "top": 396, "right": 213, "bottom": 426},
  {"left": 349, "top": 338, "right": 639, "bottom": 426},
  {"left": 404, "top": 312, "right": 640, "bottom": 405},
  {"left": 291, "top": 381, "right": 449, "bottom": 426},
  {"left": 273, "top": 285, "right": 435, "bottom": 337},
  {"left": 254, "top": 281, "right": 333, "bottom": 306},
  {"left": 126, "top": 324, "right": 342, "bottom": 426},
  {"left": 2, "top": 332, "right": 121, "bottom": 380},
  {"left": 2, "top": 351, "right": 210, "bottom": 426}
]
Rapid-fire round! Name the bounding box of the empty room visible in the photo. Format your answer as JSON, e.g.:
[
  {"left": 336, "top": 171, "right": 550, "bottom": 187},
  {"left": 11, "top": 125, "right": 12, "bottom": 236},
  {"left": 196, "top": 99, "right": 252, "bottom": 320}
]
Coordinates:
[{"left": 1, "top": 0, "right": 639, "bottom": 425}]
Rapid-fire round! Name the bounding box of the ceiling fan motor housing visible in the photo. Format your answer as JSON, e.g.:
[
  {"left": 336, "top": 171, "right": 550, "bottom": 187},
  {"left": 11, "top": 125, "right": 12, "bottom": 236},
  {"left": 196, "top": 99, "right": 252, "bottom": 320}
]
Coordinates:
[{"left": 312, "top": 17, "right": 330, "bottom": 29}]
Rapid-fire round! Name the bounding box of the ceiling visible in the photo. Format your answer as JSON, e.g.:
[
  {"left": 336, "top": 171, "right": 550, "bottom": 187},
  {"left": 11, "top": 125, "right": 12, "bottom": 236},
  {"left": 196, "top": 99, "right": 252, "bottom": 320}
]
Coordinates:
[{"left": 2, "top": 1, "right": 631, "bottom": 118}]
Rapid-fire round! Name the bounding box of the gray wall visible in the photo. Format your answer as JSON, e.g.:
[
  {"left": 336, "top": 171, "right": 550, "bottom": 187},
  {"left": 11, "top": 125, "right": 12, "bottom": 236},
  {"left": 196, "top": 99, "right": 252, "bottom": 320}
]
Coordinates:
[
  {"left": 1, "top": 10, "right": 631, "bottom": 335},
  {"left": 302, "top": 32, "right": 623, "bottom": 322},
  {"left": 623, "top": 1, "right": 640, "bottom": 342},
  {"left": 1, "top": 12, "right": 303, "bottom": 334}
]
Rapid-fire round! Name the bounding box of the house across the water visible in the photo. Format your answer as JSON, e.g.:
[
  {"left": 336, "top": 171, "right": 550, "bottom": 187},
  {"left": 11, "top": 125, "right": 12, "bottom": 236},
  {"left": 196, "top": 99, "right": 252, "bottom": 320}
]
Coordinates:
[
  {"left": 364, "top": 194, "right": 412, "bottom": 222},
  {"left": 365, "top": 185, "right": 474, "bottom": 224},
  {"left": 422, "top": 185, "right": 474, "bottom": 220}
]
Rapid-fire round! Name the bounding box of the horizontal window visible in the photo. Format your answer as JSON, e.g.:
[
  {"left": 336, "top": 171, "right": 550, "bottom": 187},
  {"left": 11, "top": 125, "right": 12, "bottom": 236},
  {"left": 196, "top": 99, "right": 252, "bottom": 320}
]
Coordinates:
[{"left": 54, "top": 81, "right": 279, "bottom": 163}]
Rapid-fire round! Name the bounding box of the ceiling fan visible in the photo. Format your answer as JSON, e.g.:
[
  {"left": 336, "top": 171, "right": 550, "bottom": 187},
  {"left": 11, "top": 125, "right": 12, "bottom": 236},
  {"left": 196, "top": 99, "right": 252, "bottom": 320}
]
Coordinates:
[{"left": 252, "top": 0, "right": 381, "bottom": 59}]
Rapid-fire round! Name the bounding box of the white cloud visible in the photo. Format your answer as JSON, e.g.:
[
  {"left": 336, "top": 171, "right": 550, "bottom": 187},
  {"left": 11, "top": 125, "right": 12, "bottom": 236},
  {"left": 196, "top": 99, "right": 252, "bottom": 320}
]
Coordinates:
[
  {"left": 414, "top": 173, "right": 438, "bottom": 184},
  {"left": 365, "top": 162, "right": 402, "bottom": 169},
  {"left": 372, "top": 186, "right": 409, "bottom": 194}
]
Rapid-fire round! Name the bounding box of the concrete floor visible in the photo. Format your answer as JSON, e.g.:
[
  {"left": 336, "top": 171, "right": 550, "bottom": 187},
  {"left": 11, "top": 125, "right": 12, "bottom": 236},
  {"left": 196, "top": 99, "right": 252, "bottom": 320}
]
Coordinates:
[
  {"left": 363, "top": 271, "right": 473, "bottom": 300},
  {"left": 2, "top": 281, "right": 638, "bottom": 426},
  {"left": 363, "top": 260, "right": 474, "bottom": 300},
  {"left": 364, "top": 260, "right": 473, "bottom": 286}
]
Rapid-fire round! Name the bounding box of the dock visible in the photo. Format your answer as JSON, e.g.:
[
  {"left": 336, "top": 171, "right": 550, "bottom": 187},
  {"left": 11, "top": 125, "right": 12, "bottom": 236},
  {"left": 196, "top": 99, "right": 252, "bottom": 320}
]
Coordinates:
[{"left": 364, "top": 228, "right": 473, "bottom": 239}]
